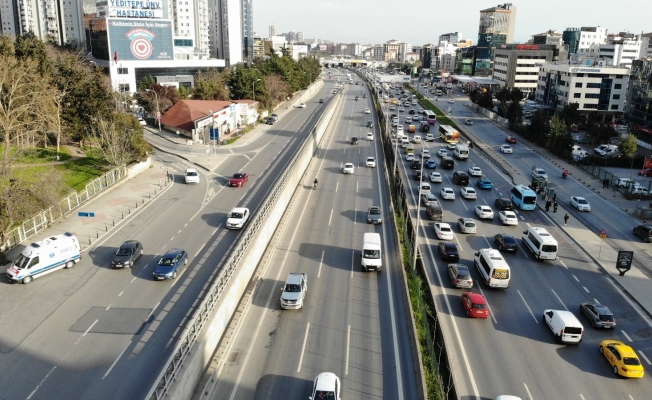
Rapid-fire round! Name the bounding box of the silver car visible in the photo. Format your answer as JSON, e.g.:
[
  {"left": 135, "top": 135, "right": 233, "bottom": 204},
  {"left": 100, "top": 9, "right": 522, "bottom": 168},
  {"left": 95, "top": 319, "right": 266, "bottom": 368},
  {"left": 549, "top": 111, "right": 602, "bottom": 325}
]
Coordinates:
[{"left": 448, "top": 263, "right": 473, "bottom": 288}]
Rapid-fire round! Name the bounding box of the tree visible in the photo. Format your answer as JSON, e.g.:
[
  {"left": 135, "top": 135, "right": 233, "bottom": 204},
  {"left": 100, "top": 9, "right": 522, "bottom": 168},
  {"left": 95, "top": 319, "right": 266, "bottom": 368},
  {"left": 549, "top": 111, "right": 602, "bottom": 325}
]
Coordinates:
[
  {"left": 526, "top": 109, "right": 550, "bottom": 145},
  {"left": 190, "top": 69, "right": 231, "bottom": 101},
  {"left": 548, "top": 115, "right": 567, "bottom": 149},
  {"left": 229, "top": 66, "right": 266, "bottom": 104},
  {"left": 265, "top": 73, "right": 289, "bottom": 104},
  {"left": 558, "top": 103, "right": 581, "bottom": 128},
  {"left": 93, "top": 113, "right": 151, "bottom": 167}
]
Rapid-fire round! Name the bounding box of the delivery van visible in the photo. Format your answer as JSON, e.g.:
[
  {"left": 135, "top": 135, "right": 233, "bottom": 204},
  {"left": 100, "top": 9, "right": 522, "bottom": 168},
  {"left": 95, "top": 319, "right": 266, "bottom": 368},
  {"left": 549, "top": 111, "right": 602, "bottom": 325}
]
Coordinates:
[
  {"left": 361, "top": 232, "right": 382, "bottom": 272},
  {"left": 6, "top": 232, "right": 82, "bottom": 284},
  {"left": 522, "top": 227, "right": 558, "bottom": 260},
  {"left": 454, "top": 144, "right": 469, "bottom": 160}
]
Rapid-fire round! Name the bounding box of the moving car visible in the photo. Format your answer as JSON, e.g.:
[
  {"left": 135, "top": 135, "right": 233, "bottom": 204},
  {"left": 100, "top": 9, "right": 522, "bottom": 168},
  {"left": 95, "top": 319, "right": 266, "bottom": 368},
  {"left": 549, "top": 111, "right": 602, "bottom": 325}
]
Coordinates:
[
  {"left": 280, "top": 273, "right": 307, "bottom": 309},
  {"left": 460, "top": 187, "right": 477, "bottom": 199},
  {"left": 580, "top": 302, "right": 616, "bottom": 328},
  {"left": 468, "top": 166, "right": 482, "bottom": 177},
  {"left": 633, "top": 224, "right": 652, "bottom": 242},
  {"left": 365, "top": 108, "right": 371, "bottom": 114},
  {"left": 571, "top": 196, "right": 591, "bottom": 211},
  {"left": 638, "top": 168, "right": 652, "bottom": 177},
  {"left": 457, "top": 217, "right": 477, "bottom": 234},
  {"left": 499, "top": 211, "right": 518, "bottom": 226},
  {"left": 434, "top": 223, "right": 454, "bottom": 240},
  {"left": 365, "top": 157, "right": 376, "bottom": 167},
  {"left": 309, "top": 372, "right": 341, "bottom": 400},
  {"left": 366, "top": 132, "right": 374, "bottom": 141},
  {"left": 495, "top": 197, "right": 514, "bottom": 211},
  {"left": 500, "top": 144, "right": 513, "bottom": 153},
  {"left": 406, "top": 154, "right": 416, "bottom": 162},
  {"left": 448, "top": 99, "right": 455, "bottom": 104},
  {"left": 438, "top": 148, "right": 448, "bottom": 157},
  {"left": 452, "top": 171, "right": 469, "bottom": 185},
  {"left": 599, "top": 340, "right": 645, "bottom": 378},
  {"left": 111, "top": 240, "right": 143, "bottom": 269},
  {"left": 137, "top": 117, "right": 147, "bottom": 126},
  {"left": 298, "top": 102, "right": 306, "bottom": 108},
  {"left": 421, "top": 149, "right": 431, "bottom": 158},
  {"left": 476, "top": 178, "right": 493, "bottom": 189},
  {"left": 429, "top": 172, "right": 442, "bottom": 183},
  {"left": 366, "top": 205, "right": 382, "bottom": 224},
  {"left": 265, "top": 117, "right": 275, "bottom": 125},
  {"left": 494, "top": 233, "right": 518, "bottom": 251},
  {"left": 229, "top": 172, "right": 249, "bottom": 187},
  {"left": 351, "top": 136, "right": 359, "bottom": 145},
  {"left": 185, "top": 168, "right": 200, "bottom": 184},
  {"left": 421, "top": 193, "right": 438, "bottom": 206},
  {"left": 475, "top": 205, "right": 494, "bottom": 219},
  {"left": 410, "top": 160, "right": 422, "bottom": 170},
  {"left": 448, "top": 264, "right": 473, "bottom": 288},
  {"left": 532, "top": 168, "right": 548, "bottom": 179},
  {"left": 319, "top": 99, "right": 324, "bottom": 103},
  {"left": 226, "top": 207, "right": 250, "bottom": 229},
  {"left": 506, "top": 136, "right": 517, "bottom": 144},
  {"left": 343, "top": 163, "right": 355, "bottom": 174},
  {"left": 438, "top": 241, "right": 460, "bottom": 261},
  {"left": 152, "top": 248, "right": 188, "bottom": 280},
  {"left": 465, "top": 118, "right": 473, "bottom": 125},
  {"left": 424, "top": 159, "right": 436, "bottom": 169},
  {"left": 366, "top": 120, "right": 373, "bottom": 128},
  {"left": 440, "top": 187, "right": 455, "bottom": 200},
  {"left": 461, "top": 292, "right": 489, "bottom": 318}
]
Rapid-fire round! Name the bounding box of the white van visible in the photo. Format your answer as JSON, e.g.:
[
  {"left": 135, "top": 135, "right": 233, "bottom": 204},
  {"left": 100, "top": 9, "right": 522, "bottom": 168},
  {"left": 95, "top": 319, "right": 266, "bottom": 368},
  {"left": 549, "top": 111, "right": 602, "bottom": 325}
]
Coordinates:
[
  {"left": 543, "top": 309, "right": 584, "bottom": 344},
  {"left": 401, "top": 138, "right": 410, "bottom": 148},
  {"left": 420, "top": 182, "right": 432, "bottom": 194},
  {"left": 361, "top": 233, "right": 382, "bottom": 272},
  {"left": 412, "top": 135, "right": 422, "bottom": 143},
  {"left": 522, "top": 227, "right": 558, "bottom": 260},
  {"left": 473, "top": 248, "right": 510, "bottom": 288},
  {"left": 454, "top": 144, "right": 469, "bottom": 160},
  {"left": 6, "top": 232, "right": 82, "bottom": 284}
]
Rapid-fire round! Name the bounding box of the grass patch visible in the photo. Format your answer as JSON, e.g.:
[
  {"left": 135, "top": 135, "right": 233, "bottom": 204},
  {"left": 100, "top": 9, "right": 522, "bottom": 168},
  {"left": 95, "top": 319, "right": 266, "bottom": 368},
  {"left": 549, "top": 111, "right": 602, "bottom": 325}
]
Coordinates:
[
  {"left": 1, "top": 146, "right": 73, "bottom": 163},
  {"left": 411, "top": 89, "right": 458, "bottom": 129},
  {"left": 57, "top": 156, "right": 111, "bottom": 192},
  {"left": 225, "top": 136, "right": 242, "bottom": 145}
]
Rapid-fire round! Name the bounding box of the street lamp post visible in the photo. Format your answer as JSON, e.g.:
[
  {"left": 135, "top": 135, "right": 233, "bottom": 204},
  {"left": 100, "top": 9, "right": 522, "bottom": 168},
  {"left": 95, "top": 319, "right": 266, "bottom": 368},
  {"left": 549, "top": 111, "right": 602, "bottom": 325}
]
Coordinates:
[
  {"left": 412, "top": 141, "right": 425, "bottom": 271},
  {"left": 145, "top": 89, "right": 161, "bottom": 131},
  {"left": 252, "top": 78, "right": 261, "bottom": 126}
]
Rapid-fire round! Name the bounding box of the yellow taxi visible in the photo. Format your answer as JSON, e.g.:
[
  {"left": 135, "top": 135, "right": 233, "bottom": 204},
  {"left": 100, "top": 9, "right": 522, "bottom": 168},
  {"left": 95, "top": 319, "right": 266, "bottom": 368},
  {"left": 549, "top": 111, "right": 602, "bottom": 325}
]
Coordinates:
[
  {"left": 408, "top": 124, "right": 416, "bottom": 133},
  {"left": 391, "top": 99, "right": 398, "bottom": 105},
  {"left": 599, "top": 340, "right": 645, "bottom": 378},
  {"left": 384, "top": 98, "right": 389, "bottom": 103}
]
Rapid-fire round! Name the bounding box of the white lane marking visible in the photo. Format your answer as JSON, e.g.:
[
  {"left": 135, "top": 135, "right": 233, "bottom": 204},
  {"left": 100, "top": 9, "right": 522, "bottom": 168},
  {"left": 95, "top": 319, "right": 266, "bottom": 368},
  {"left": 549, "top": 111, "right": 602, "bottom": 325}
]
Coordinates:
[
  {"left": 350, "top": 251, "right": 354, "bottom": 279},
  {"left": 177, "top": 229, "right": 182, "bottom": 233},
  {"left": 572, "top": 274, "right": 579, "bottom": 282},
  {"left": 318, "top": 251, "right": 324, "bottom": 278},
  {"left": 593, "top": 298, "right": 600, "bottom": 304},
  {"left": 170, "top": 236, "right": 175, "bottom": 241},
  {"left": 146, "top": 302, "right": 160, "bottom": 321},
  {"left": 83, "top": 319, "right": 98, "bottom": 337},
  {"left": 580, "top": 395, "right": 586, "bottom": 400},
  {"left": 102, "top": 340, "right": 131, "bottom": 379},
  {"left": 106, "top": 304, "right": 112, "bottom": 311},
  {"left": 523, "top": 382, "right": 534, "bottom": 400},
  {"left": 118, "top": 291, "right": 124, "bottom": 297},
  {"left": 297, "top": 322, "right": 310, "bottom": 373},
  {"left": 328, "top": 209, "right": 333, "bottom": 225},
  {"left": 551, "top": 289, "right": 568, "bottom": 310},
  {"left": 518, "top": 290, "right": 539, "bottom": 324},
  {"left": 583, "top": 286, "right": 590, "bottom": 293},
  {"left": 559, "top": 259, "right": 568, "bottom": 269},
  {"left": 638, "top": 350, "right": 651, "bottom": 365},
  {"left": 345, "top": 324, "right": 351, "bottom": 375},
  {"left": 354, "top": 207, "right": 357, "bottom": 224},
  {"left": 621, "top": 330, "right": 633, "bottom": 342},
  {"left": 27, "top": 366, "right": 57, "bottom": 399},
  {"left": 356, "top": 181, "right": 359, "bottom": 193},
  {"left": 336, "top": 181, "right": 339, "bottom": 193},
  {"left": 477, "top": 286, "right": 497, "bottom": 324}
]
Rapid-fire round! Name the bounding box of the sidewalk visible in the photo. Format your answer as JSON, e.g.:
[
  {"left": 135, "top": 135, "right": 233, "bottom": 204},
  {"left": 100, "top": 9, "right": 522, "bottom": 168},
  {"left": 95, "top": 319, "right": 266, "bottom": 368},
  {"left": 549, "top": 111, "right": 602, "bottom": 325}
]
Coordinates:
[{"left": 1, "top": 162, "right": 173, "bottom": 270}]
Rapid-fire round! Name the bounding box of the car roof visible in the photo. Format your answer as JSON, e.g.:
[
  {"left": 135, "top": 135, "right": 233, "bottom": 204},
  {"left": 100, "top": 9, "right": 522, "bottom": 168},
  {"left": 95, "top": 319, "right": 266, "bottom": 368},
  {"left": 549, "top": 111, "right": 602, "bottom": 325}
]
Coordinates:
[
  {"left": 186, "top": 168, "right": 197, "bottom": 173},
  {"left": 162, "top": 248, "right": 184, "bottom": 257},
  {"left": 465, "top": 292, "right": 486, "bottom": 302},
  {"left": 120, "top": 240, "right": 140, "bottom": 249},
  {"left": 314, "top": 372, "right": 339, "bottom": 391},
  {"left": 594, "top": 304, "right": 612, "bottom": 314},
  {"left": 444, "top": 242, "right": 458, "bottom": 249},
  {"left": 501, "top": 235, "right": 517, "bottom": 243},
  {"left": 231, "top": 207, "right": 249, "bottom": 213},
  {"left": 477, "top": 205, "right": 491, "bottom": 210}
]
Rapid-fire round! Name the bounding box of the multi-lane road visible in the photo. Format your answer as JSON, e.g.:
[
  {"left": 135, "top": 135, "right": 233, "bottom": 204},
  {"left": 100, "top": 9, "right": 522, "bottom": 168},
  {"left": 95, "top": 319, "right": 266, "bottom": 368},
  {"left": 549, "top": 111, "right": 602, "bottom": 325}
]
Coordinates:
[{"left": 0, "top": 81, "right": 341, "bottom": 399}]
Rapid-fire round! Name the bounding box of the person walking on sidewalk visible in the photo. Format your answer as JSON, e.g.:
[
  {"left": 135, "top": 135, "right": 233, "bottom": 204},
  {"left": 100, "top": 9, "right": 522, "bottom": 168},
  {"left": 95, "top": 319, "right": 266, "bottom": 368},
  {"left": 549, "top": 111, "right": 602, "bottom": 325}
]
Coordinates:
[
  {"left": 545, "top": 199, "right": 551, "bottom": 212},
  {"left": 564, "top": 213, "right": 570, "bottom": 225},
  {"left": 553, "top": 201, "right": 558, "bottom": 213}
]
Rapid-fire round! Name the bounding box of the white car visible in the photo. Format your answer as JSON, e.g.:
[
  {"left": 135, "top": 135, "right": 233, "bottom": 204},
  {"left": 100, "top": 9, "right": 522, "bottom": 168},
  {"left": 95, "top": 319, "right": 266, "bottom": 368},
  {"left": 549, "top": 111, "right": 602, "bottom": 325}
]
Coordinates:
[
  {"left": 461, "top": 187, "right": 477, "bottom": 199},
  {"left": 418, "top": 108, "right": 424, "bottom": 114},
  {"left": 310, "top": 372, "right": 341, "bottom": 400},
  {"left": 405, "top": 117, "right": 412, "bottom": 123},
  {"left": 226, "top": 207, "right": 250, "bottom": 229},
  {"left": 438, "top": 148, "right": 448, "bottom": 157},
  {"left": 366, "top": 157, "right": 376, "bottom": 167},
  {"left": 298, "top": 103, "right": 306, "bottom": 108},
  {"left": 389, "top": 106, "right": 396, "bottom": 111},
  {"left": 440, "top": 187, "right": 455, "bottom": 200},
  {"left": 434, "top": 223, "right": 454, "bottom": 240},
  {"left": 448, "top": 99, "right": 455, "bottom": 104},
  {"left": 365, "top": 108, "right": 371, "bottom": 114},
  {"left": 421, "top": 193, "right": 438, "bottom": 206},
  {"left": 422, "top": 149, "right": 431, "bottom": 158},
  {"left": 532, "top": 168, "right": 548, "bottom": 179},
  {"left": 570, "top": 196, "right": 591, "bottom": 211},
  {"left": 137, "top": 117, "right": 147, "bottom": 126},
  {"left": 405, "top": 154, "right": 415, "bottom": 161},
  {"left": 429, "top": 172, "right": 442, "bottom": 183},
  {"left": 632, "top": 187, "right": 650, "bottom": 195},
  {"left": 184, "top": 168, "right": 200, "bottom": 184},
  {"left": 500, "top": 144, "right": 513, "bottom": 153},
  {"left": 448, "top": 143, "right": 457, "bottom": 150},
  {"left": 366, "top": 132, "right": 374, "bottom": 141},
  {"left": 499, "top": 210, "right": 519, "bottom": 225},
  {"left": 474, "top": 205, "right": 494, "bottom": 219},
  {"left": 412, "top": 135, "right": 421, "bottom": 143},
  {"left": 396, "top": 125, "right": 404, "bottom": 133},
  {"left": 457, "top": 218, "right": 477, "bottom": 234},
  {"left": 399, "top": 107, "right": 405, "bottom": 112},
  {"left": 468, "top": 166, "right": 483, "bottom": 177},
  {"left": 343, "top": 163, "right": 355, "bottom": 174}
]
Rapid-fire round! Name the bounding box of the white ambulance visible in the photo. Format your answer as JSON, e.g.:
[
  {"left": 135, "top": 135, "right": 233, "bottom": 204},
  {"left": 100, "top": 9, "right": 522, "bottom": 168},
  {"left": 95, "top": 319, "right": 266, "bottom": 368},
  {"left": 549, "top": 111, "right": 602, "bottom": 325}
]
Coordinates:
[{"left": 6, "top": 232, "right": 82, "bottom": 284}]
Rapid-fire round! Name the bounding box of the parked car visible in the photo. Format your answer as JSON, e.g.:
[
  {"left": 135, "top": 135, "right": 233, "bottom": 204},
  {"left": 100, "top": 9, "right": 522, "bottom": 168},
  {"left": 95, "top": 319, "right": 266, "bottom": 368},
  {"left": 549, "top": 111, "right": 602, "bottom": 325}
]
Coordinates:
[
  {"left": 633, "top": 224, "right": 652, "bottom": 242},
  {"left": 465, "top": 118, "right": 473, "bottom": 125}
]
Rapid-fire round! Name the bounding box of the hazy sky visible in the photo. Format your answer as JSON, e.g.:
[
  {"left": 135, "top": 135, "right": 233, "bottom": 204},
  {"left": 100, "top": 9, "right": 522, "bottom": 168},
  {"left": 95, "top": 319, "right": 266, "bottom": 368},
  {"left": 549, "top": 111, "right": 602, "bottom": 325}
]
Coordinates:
[{"left": 254, "top": 0, "right": 651, "bottom": 45}]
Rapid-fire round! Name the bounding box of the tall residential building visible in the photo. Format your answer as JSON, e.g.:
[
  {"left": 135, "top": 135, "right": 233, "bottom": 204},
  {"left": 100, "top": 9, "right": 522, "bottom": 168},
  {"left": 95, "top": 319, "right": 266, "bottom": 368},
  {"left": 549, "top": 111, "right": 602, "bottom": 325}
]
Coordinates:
[
  {"left": 384, "top": 39, "right": 401, "bottom": 61},
  {"left": 209, "top": 0, "right": 243, "bottom": 65},
  {"left": 269, "top": 24, "right": 276, "bottom": 39},
  {"left": 0, "top": 0, "right": 86, "bottom": 46},
  {"left": 625, "top": 59, "right": 652, "bottom": 133},
  {"left": 439, "top": 32, "right": 460, "bottom": 46},
  {"left": 475, "top": 3, "right": 517, "bottom": 76},
  {"left": 242, "top": 0, "right": 253, "bottom": 60},
  {"left": 562, "top": 27, "right": 582, "bottom": 54}
]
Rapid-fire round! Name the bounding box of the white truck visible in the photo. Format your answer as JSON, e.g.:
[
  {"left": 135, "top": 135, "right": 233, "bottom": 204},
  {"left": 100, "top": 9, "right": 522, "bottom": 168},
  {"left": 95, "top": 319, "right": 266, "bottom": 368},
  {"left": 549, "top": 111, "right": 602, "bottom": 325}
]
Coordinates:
[
  {"left": 361, "top": 232, "right": 382, "bottom": 272},
  {"left": 280, "top": 273, "right": 308, "bottom": 309},
  {"left": 6, "top": 232, "right": 81, "bottom": 284}
]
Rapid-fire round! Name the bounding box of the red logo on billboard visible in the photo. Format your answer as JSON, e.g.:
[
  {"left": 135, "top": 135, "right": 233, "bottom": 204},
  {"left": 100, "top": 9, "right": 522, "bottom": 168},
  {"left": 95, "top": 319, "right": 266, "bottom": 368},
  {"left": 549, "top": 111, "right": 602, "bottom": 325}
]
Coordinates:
[
  {"left": 126, "top": 29, "right": 155, "bottom": 60},
  {"left": 516, "top": 44, "right": 540, "bottom": 50}
]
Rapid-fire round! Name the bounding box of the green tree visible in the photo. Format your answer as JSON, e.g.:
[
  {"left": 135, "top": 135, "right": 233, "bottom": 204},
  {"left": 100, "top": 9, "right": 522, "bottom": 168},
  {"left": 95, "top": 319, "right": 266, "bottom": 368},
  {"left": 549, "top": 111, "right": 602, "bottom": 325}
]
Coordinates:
[
  {"left": 526, "top": 109, "right": 550, "bottom": 145},
  {"left": 229, "top": 66, "right": 266, "bottom": 103},
  {"left": 619, "top": 133, "right": 637, "bottom": 158},
  {"left": 548, "top": 115, "right": 567, "bottom": 149},
  {"left": 558, "top": 103, "right": 582, "bottom": 129},
  {"left": 191, "top": 69, "right": 231, "bottom": 100}
]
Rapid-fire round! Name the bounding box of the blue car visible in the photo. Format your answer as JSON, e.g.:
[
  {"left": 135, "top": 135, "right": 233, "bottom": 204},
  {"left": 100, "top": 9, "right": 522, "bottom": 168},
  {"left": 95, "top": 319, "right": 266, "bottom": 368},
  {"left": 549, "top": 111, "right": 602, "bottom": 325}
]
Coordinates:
[
  {"left": 153, "top": 248, "right": 188, "bottom": 280},
  {"left": 425, "top": 159, "right": 437, "bottom": 169},
  {"left": 476, "top": 178, "right": 493, "bottom": 189}
]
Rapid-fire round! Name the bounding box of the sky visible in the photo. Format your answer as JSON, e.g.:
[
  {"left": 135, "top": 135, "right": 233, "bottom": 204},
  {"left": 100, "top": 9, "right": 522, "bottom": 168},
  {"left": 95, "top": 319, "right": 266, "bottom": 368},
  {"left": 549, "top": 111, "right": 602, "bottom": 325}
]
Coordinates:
[{"left": 253, "top": 0, "right": 651, "bottom": 45}]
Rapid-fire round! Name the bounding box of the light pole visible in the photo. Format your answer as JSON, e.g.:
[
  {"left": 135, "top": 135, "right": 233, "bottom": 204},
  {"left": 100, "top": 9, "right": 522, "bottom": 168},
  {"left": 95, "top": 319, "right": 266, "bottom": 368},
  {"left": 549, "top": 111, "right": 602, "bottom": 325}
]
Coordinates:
[
  {"left": 146, "top": 89, "right": 161, "bottom": 131},
  {"left": 252, "top": 78, "right": 261, "bottom": 125},
  {"left": 412, "top": 141, "right": 425, "bottom": 271}
]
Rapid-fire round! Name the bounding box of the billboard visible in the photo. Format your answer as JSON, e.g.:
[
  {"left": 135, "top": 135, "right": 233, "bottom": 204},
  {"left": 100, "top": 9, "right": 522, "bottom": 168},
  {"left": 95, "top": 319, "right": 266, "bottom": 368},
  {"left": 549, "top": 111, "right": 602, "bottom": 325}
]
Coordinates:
[
  {"left": 108, "top": 19, "right": 173, "bottom": 61},
  {"left": 103, "top": 0, "right": 169, "bottom": 19}
]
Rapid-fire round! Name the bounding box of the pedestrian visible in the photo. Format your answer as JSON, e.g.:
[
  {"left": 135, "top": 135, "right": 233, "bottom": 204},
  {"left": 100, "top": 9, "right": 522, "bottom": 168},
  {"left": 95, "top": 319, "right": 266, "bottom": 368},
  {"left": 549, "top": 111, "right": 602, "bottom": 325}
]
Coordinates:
[
  {"left": 564, "top": 213, "right": 569, "bottom": 225},
  {"left": 553, "top": 201, "right": 558, "bottom": 213},
  {"left": 545, "top": 199, "right": 551, "bottom": 212},
  {"left": 552, "top": 193, "right": 556, "bottom": 202}
]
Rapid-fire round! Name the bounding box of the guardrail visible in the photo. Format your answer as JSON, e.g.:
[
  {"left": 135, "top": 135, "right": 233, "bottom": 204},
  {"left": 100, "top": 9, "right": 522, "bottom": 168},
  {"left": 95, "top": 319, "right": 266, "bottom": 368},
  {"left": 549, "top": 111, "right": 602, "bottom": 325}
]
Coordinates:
[{"left": 146, "top": 81, "right": 340, "bottom": 400}]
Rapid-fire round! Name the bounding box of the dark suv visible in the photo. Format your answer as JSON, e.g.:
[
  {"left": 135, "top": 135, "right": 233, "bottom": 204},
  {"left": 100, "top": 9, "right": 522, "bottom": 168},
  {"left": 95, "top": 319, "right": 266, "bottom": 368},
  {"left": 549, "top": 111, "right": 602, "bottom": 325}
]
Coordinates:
[
  {"left": 495, "top": 197, "right": 514, "bottom": 211},
  {"left": 410, "top": 160, "right": 422, "bottom": 170},
  {"left": 452, "top": 171, "right": 470, "bottom": 185},
  {"left": 441, "top": 156, "right": 454, "bottom": 170},
  {"left": 633, "top": 225, "right": 652, "bottom": 242}
]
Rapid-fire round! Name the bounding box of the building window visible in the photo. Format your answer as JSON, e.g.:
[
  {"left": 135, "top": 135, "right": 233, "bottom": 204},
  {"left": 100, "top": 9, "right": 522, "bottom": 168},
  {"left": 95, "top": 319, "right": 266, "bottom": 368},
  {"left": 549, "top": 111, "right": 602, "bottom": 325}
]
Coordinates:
[
  {"left": 117, "top": 68, "right": 128, "bottom": 74},
  {"left": 583, "top": 103, "right": 598, "bottom": 109},
  {"left": 573, "top": 93, "right": 581, "bottom": 98},
  {"left": 586, "top": 83, "right": 601, "bottom": 89},
  {"left": 118, "top": 84, "right": 129, "bottom": 92},
  {"left": 614, "top": 83, "right": 622, "bottom": 89},
  {"left": 611, "top": 104, "right": 619, "bottom": 110},
  {"left": 575, "top": 82, "right": 582, "bottom": 88},
  {"left": 584, "top": 93, "right": 600, "bottom": 99},
  {"left": 613, "top": 94, "right": 620, "bottom": 100}
]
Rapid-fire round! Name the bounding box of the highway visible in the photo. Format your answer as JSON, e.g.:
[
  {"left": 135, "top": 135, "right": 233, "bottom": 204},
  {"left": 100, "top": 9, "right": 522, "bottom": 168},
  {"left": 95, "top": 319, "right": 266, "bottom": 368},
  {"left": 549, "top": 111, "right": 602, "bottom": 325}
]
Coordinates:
[
  {"left": 207, "top": 76, "right": 419, "bottom": 399},
  {"left": 388, "top": 81, "right": 652, "bottom": 399},
  {"left": 0, "top": 81, "right": 338, "bottom": 399}
]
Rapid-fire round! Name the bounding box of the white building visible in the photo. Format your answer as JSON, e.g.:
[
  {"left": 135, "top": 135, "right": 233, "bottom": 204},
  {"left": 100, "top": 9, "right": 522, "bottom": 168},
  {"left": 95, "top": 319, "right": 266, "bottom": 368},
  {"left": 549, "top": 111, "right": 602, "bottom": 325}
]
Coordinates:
[
  {"left": 208, "top": 0, "right": 243, "bottom": 65},
  {"left": 536, "top": 63, "right": 629, "bottom": 118},
  {"left": 0, "top": 0, "right": 85, "bottom": 46},
  {"left": 493, "top": 44, "right": 557, "bottom": 94},
  {"left": 289, "top": 44, "right": 308, "bottom": 61},
  {"left": 440, "top": 53, "right": 456, "bottom": 74}
]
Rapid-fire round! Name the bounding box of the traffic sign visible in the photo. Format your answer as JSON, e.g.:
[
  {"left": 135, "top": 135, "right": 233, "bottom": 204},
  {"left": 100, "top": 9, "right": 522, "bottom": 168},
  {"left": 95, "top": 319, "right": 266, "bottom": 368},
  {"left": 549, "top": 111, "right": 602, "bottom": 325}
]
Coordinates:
[{"left": 78, "top": 212, "right": 95, "bottom": 218}]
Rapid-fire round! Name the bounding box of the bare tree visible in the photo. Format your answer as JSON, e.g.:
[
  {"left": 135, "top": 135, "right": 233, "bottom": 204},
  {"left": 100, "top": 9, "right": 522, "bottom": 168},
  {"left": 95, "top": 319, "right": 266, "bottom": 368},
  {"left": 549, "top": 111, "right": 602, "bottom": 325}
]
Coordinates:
[
  {"left": 92, "top": 114, "right": 140, "bottom": 167},
  {"left": 265, "top": 73, "right": 289, "bottom": 103}
]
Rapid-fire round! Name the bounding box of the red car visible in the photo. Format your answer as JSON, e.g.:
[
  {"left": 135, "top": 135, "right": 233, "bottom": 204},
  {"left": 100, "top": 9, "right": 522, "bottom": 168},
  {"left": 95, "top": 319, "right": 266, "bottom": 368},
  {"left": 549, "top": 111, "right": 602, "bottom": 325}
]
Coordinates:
[
  {"left": 229, "top": 172, "right": 249, "bottom": 187},
  {"left": 506, "top": 136, "right": 517, "bottom": 144},
  {"left": 638, "top": 168, "right": 652, "bottom": 177},
  {"left": 461, "top": 292, "right": 489, "bottom": 318}
]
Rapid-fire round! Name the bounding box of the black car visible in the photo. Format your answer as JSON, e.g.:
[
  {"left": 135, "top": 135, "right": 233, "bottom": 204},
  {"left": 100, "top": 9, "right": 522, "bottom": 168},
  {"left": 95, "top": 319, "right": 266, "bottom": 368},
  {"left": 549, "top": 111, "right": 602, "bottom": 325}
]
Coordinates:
[
  {"left": 494, "top": 234, "right": 518, "bottom": 252},
  {"left": 410, "top": 160, "right": 422, "bottom": 170},
  {"left": 363, "top": 94, "right": 367, "bottom": 98},
  {"left": 366, "top": 121, "right": 373, "bottom": 128},
  {"left": 580, "top": 302, "right": 616, "bottom": 328},
  {"left": 355, "top": 96, "right": 359, "bottom": 100},
  {"left": 633, "top": 224, "right": 652, "bottom": 242},
  {"left": 413, "top": 170, "right": 423, "bottom": 180},
  {"left": 441, "top": 156, "right": 454, "bottom": 169},
  {"left": 319, "top": 99, "right": 324, "bottom": 103},
  {"left": 153, "top": 248, "right": 188, "bottom": 280},
  {"left": 111, "top": 240, "right": 143, "bottom": 268},
  {"left": 265, "top": 118, "right": 275, "bottom": 125},
  {"left": 494, "top": 197, "right": 514, "bottom": 211},
  {"left": 452, "top": 171, "right": 470, "bottom": 185},
  {"left": 409, "top": 109, "right": 415, "bottom": 114},
  {"left": 438, "top": 242, "right": 460, "bottom": 261},
  {"left": 351, "top": 136, "right": 359, "bottom": 145}
]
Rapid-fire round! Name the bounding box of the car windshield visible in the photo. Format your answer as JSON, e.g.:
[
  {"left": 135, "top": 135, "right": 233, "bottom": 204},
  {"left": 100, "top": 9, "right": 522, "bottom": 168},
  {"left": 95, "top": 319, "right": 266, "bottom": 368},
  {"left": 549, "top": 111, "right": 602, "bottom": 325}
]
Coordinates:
[
  {"left": 116, "top": 248, "right": 132, "bottom": 256},
  {"left": 186, "top": 171, "right": 198, "bottom": 177},
  {"left": 285, "top": 284, "right": 301, "bottom": 293},
  {"left": 541, "top": 245, "right": 557, "bottom": 252},
  {"left": 369, "top": 209, "right": 380, "bottom": 215},
  {"left": 623, "top": 357, "right": 641, "bottom": 366},
  {"left": 503, "top": 236, "right": 517, "bottom": 245},
  {"left": 314, "top": 391, "right": 336, "bottom": 400},
  {"left": 578, "top": 199, "right": 588, "bottom": 204},
  {"left": 233, "top": 173, "right": 244, "bottom": 179},
  {"left": 363, "top": 249, "right": 380, "bottom": 259},
  {"left": 158, "top": 257, "right": 175, "bottom": 266},
  {"left": 230, "top": 212, "right": 243, "bottom": 219},
  {"left": 14, "top": 253, "right": 30, "bottom": 269},
  {"left": 472, "top": 303, "right": 487, "bottom": 309}
]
